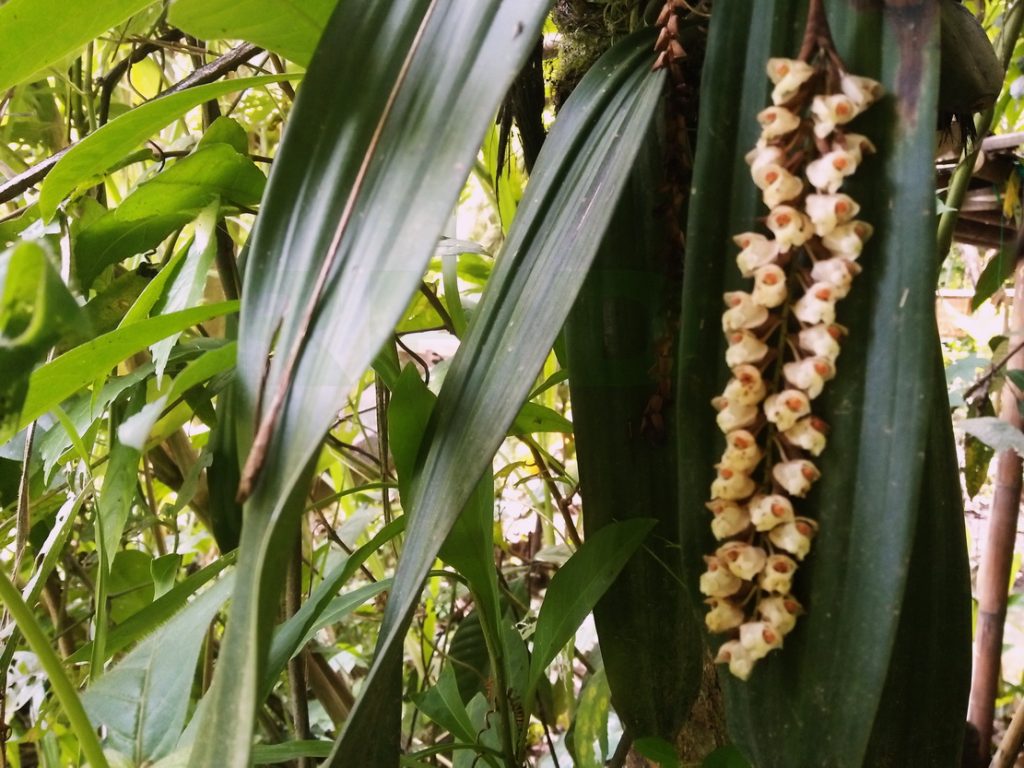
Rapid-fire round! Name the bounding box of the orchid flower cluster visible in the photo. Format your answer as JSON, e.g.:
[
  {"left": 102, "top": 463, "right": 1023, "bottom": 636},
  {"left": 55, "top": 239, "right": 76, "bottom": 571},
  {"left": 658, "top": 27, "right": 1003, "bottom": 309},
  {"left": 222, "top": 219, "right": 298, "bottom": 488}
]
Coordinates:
[{"left": 700, "top": 54, "right": 882, "bottom": 680}]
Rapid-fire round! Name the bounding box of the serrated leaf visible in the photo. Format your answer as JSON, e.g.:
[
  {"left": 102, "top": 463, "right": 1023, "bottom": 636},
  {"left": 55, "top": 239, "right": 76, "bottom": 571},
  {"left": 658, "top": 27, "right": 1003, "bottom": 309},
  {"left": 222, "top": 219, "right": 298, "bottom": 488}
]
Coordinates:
[
  {"left": 168, "top": 0, "right": 337, "bottom": 67},
  {"left": 38, "top": 75, "right": 294, "bottom": 220},
  {"left": 322, "top": 31, "right": 664, "bottom": 767}
]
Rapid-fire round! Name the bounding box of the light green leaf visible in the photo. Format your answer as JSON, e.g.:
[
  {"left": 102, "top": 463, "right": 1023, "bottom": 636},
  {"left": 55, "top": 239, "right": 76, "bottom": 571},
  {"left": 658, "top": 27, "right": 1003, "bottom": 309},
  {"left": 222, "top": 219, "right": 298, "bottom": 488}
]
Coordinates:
[
  {"left": 83, "top": 574, "right": 234, "bottom": 763},
  {"left": 194, "top": 1, "right": 552, "bottom": 764},
  {"left": 328, "top": 30, "right": 663, "bottom": 766},
  {"left": 411, "top": 663, "right": 477, "bottom": 744},
  {"left": 74, "top": 146, "right": 262, "bottom": 288},
  {"left": 527, "top": 519, "right": 654, "bottom": 698},
  {"left": 511, "top": 402, "right": 572, "bottom": 435},
  {"left": 149, "top": 202, "right": 222, "bottom": 381},
  {"left": 958, "top": 416, "right": 1024, "bottom": 456},
  {"left": 571, "top": 665, "right": 610, "bottom": 768},
  {"left": 12, "top": 301, "right": 238, "bottom": 440},
  {"left": 0, "top": 0, "right": 156, "bottom": 92},
  {"left": 39, "top": 74, "right": 294, "bottom": 220},
  {"left": 168, "top": 0, "right": 338, "bottom": 66}
]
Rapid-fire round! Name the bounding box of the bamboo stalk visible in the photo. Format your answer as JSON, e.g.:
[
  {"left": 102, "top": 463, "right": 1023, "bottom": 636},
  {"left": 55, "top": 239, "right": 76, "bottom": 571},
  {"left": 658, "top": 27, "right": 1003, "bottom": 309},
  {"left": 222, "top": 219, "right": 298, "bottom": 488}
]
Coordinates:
[
  {"left": 968, "top": 256, "right": 1024, "bottom": 763},
  {"left": 991, "top": 692, "right": 1024, "bottom": 768}
]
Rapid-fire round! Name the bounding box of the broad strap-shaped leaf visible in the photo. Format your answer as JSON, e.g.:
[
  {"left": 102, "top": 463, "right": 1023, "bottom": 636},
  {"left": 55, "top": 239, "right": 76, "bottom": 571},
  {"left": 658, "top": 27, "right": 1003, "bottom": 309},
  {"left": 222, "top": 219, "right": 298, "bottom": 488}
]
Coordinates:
[
  {"left": 190, "top": 2, "right": 551, "bottom": 765},
  {"left": 82, "top": 574, "right": 234, "bottom": 763},
  {"left": 676, "top": 1, "right": 944, "bottom": 766},
  {"left": 38, "top": 75, "right": 294, "bottom": 220},
  {"left": 0, "top": 0, "right": 154, "bottom": 93},
  {"left": 325, "top": 31, "right": 664, "bottom": 766},
  {"left": 168, "top": 0, "right": 337, "bottom": 67}
]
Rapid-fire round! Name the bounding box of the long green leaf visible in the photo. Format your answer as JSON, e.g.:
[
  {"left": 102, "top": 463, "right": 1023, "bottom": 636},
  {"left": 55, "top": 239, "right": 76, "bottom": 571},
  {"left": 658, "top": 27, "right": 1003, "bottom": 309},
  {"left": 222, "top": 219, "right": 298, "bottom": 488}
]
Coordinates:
[
  {"left": 38, "top": 75, "right": 294, "bottom": 220},
  {"left": 0, "top": 0, "right": 154, "bottom": 93},
  {"left": 168, "top": 0, "right": 337, "bottom": 66},
  {"left": 192, "top": 2, "right": 551, "bottom": 765},
  {"left": 12, "top": 301, "right": 237, "bottom": 438},
  {"left": 676, "top": 2, "right": 944, "bottom": 765},
  {"left": 326, "top": 31, "right": 664, "bottom": 767}
]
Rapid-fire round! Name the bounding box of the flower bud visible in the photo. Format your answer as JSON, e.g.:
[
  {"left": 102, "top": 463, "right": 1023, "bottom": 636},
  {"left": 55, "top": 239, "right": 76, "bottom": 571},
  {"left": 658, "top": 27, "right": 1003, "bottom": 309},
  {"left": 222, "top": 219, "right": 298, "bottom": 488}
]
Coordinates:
[
  {"left": 822, "top": 220, "right": 873, "bottom": 258},
  {"left": 840, "top": 72, "right": 883, "bottom": 110},
  {"left": 764, "top": 389, "right": 811, "bottom": 431},
  {"left": 836, "top": 133, "right": 876, "bottom": 164},
  {"left": 712, "top": 396, "right": 759, "bottom": 432},
  {"left": 745, "top": 144, "right": 785, "bottom": 174},
  {"left": 783, "top": 356, "right": 835, "bottom": 399},
  {"left": 700, "top": 555, "right": 743, "bottom": 597},
  {"left": 793, "top": 283, "right": 838, "bottom": 325},
  {"left": 769, "top": 517, "right": 819, "bottom": 560},
  {"left": 758, "top": 595, "right": 803, "bottom": 635},
  {"left": 707, "top": 499, "right": 751, "bottom": 539},
  {"left": 705, "top": 598, "right": 745, "bottom": 632},
  {"left": 725, "top": 329, "right": 769, "bottom": 367},
  {"left": 811, "top": 257, "right": 860, "bottom": 298},
  {"left": 784, "top": 416, "right": 829, "bottom": 456},
  {"left": 772, "top": 459, "right": 820, "bottom": 497},
  {"left": 723, "top": 364, "right": 767, "bottom": 405},
  {"left": 757, "top": 105, "right": 801, "bottom": 139},
  {"left": 766, "top": 57, "right": 816, "bottom": 104},
  {"left": 715, "top": 640, "right": 755, "bottom": 680},
  {"left": 721, "top": 429, "right": 762, "bottom": 472},
  {"left": 766, "top": 206, "right": 813, "bottom": 250},
  {"left": 717, "top": 542, "right": 768, "bottom": 580},
  {"left": 752, "top": 264, "right": 788, "bottom": 308},
  {"left": 810, "top": 93, "right": 860, "bottom": 138},
  {"left": 748, "top": 493, "right": 795, "bottom": 532},
  {"left": 805, "top": 193, "right": 860, "bottom": 237},
  {"left": 711, "top": 466, "right": 757, "bottom": 501},
  {"left": 722, "top": 291, "right": 770, "bottom": 332},
  {"left": 760, "top": 554, "right": 797, "bottom": 593},
  {"left": 734, "top": 232, "right": 782, "bottom": 277},
  {"left": 740, "top": 620, "right": 783, "bottom": 660},
  {"left": 798, "top": 323, "right": 846, "bottom": 361}
]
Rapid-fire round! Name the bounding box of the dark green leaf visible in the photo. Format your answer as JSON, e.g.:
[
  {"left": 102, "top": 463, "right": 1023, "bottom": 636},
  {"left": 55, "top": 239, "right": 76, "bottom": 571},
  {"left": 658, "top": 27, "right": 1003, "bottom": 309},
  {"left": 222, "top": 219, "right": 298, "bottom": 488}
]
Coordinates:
[
  {"left": 633, "top": 737, "right": 681, "bottom": 768},
  {"left": 971, "top": 243, "right": 1015, "bottom": 311},
  {"left": 510, "top": 402, "right": 572, "bottom": 435},
  {"left": 411, "top": 663, "right": 477, "bottom": 744}
]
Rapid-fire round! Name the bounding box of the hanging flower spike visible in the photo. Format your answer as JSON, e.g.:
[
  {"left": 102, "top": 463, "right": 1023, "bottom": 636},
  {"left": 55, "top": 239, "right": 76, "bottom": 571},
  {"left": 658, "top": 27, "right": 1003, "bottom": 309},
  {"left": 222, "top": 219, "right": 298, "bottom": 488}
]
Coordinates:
[{"left": 707, "top": 1, "right": 882, "bottom": 679}]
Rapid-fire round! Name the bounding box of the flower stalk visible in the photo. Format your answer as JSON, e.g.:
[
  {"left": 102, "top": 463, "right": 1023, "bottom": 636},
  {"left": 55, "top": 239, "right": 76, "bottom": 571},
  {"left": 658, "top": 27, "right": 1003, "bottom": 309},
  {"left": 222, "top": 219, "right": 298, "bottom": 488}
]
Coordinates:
[{"left": 699, "top": 5, "right": 883, "bottom": 680}]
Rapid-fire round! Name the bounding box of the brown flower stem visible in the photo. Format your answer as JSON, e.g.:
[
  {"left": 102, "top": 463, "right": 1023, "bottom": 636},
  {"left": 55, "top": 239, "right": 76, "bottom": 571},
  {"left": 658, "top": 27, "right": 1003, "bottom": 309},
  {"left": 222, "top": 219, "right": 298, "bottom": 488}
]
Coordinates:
[{"left": 798, "top": 0, "right": 836, "bottom": 62}]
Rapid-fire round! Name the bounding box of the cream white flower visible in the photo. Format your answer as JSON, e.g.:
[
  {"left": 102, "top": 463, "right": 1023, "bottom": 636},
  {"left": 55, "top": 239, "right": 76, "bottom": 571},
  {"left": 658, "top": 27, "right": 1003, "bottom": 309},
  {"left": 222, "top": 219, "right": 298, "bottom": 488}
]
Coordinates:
[
  {"left": 752, "top": 264, "right": 788, "bottom": 308},
  {"left": 722, "top": 291, "right": 770, "bottom": 331},
  {"left": 757, "top": 105, "right": 801, "bottom": 139},
  {"left": 748, "top": 493, "right": 795, "bottom": 532},
  {"left": 811, "top": 93, "right": 859, "bottom": 138},
  {"left": 805, "top": 193, "right": 860, "bottom": 237},
  {"left": 734, "top": 232, "right": 782, "bottom": 277},
  {"left": 769, "top": 517, "right": 819, "bottom": 560},
  {"left": 836, "top": 133, "right": 876, "bottom": 164},
  {"left": 717, "top": 542, "right": 768, "bottom": 580},
  {"left": 784, "top": 416, "right": 829, "bottom": 456},
  {"left": 763, "top": 389, "right": 811, "bottom": 431},
  {"left": 798, "top": 323, "right": 846, "bottom": 361},
  {"left": 772, "top": 459, "right": 820, "bottom": 497},
  {"left": 783, "top": 356, "right": 835, "bottom": 399},
  {"left": 721, "top": 429, "right": 762, "bottom": 472},
  {"left": 715, "top": 640, "right": 755, "bottom": 681},
  {"left": 725, "top": 330, "right": 769, "bottom": 367},
  {"left": 760, "top": 554, "right": 797, "bottom": 593},
  {"left": 793, "top": 283, "right": 838, "bottom": 325},
  {"left": 752, "top": 163, "right": 803, "bottom": 208},
  {"left": 811, "top": 257, "right": 861, "bottom": 298},
  {"left": 711, "top": 466, "right": 757, "bottom": 501},
  {"left": 712, "top": 397, "right": 759, "bottom": 433},
  {"left": 767, "top": 57, "right": 816, "bottom": 104},
  {"left": 758, "top": 595, "right": 803, "bottom": 635},
  {"left": 822, "top": 220, "right": 873, "bottom": 258},
  {"left": 805, "top": 148, "right": 858, "bottom": 194},
  {"left": 740, "top": 620, "right": 783, "bottom": 660},
  {"left": 745, "top": 143, "right": 785, "bottom": 174},
  {"left": 707, "top": 499, "right": 751, "bottom": 539},
  {"left": 723, "top": 364, "right": 767, "bottom": 405},
  {"left": 840, "top": 72, "right": 883, "bottom": 110},
  {"left": 700, "top": 555, "right": 744, "bottom": 597},
  {"left": 706, "top": 598, "right": 745, "bottom": 632},
  {"left": 766, "top": 206, "right": 813, "bottom": 250}
]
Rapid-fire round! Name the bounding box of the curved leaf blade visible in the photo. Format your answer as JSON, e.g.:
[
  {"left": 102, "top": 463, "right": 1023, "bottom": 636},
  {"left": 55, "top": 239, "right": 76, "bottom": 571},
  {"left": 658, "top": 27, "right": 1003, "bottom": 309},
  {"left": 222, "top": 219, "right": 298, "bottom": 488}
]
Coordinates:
[{"left": 324, "top": 30, "right": 664, "bottom": 766}]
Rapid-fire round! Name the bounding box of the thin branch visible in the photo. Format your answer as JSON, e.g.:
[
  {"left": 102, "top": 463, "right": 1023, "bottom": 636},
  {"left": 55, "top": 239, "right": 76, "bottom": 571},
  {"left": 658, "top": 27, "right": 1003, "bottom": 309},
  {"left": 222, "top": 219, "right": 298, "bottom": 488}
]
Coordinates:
[
  {"left": 98, "top": 29, "right": 187, "bottom": 125},
  {"left": 0, "top": 42, "right": 263, "bottom": 206},
  {"left": 525, "top": 439, "right": 581, "bottom": 548}
]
